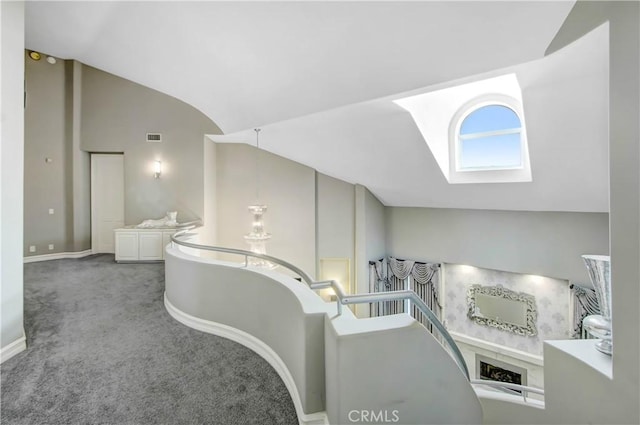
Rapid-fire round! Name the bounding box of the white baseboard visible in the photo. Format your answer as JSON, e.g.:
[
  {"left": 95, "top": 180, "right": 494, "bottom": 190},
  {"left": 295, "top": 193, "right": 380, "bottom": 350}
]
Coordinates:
[
  {"left": 1, "top": 332, "right": 26, "bottom": 364},
  {"left": 164, "top": 294, "right": 328, "bottom": 425},
  {"left": 24, "top": 249, "right": 93, "bottom": 263}
]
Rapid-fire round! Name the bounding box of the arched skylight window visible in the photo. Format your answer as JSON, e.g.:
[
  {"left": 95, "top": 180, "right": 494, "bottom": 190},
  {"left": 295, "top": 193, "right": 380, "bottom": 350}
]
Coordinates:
[
  {"left": 457, "top": 104, "right": 523, "bottom": 171},
  {"left": 394, "top": 74, "right": 531, "bottom": 184}
]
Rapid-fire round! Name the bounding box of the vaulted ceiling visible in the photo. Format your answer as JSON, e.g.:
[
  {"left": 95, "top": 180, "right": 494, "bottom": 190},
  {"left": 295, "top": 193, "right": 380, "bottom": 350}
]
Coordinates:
[{"left": 26, "top": 1, "right": 609, "bottom": 212}]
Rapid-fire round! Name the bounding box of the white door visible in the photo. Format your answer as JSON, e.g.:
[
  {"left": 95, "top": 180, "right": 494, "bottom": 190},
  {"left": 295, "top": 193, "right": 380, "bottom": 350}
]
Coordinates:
[{"left": 91, "top": 154, "right": 124, "bottom": 253}]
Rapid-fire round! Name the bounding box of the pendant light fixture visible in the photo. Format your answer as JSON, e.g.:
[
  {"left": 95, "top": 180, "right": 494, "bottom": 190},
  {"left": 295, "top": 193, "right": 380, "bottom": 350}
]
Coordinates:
[{"left": 244, "top": 129, "right": 274, "bottom": 268}]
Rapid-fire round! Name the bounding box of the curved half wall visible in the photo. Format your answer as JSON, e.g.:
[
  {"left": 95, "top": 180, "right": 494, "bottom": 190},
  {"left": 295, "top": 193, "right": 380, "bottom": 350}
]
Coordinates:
[
  {"left": 164, "top": 245, "right": 334, "bottom": 425},
  {"left": 165, "top": 242, "right": 482, "bottom": 425}
]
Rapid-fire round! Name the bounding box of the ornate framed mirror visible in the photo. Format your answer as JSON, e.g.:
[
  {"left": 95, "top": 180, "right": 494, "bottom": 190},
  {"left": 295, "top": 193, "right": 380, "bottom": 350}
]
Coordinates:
[{"left": 467, "top": 284, "right": 537, "bottom": 336}]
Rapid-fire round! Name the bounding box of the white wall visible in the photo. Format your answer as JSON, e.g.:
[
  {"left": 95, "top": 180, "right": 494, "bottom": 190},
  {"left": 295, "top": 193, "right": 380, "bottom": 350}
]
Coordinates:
[
  {"left": 215, "top": 143, "right": 317, "bottom": 277},
  {"left": 211, "top": 149, "right": 380, "bottom": 306},
  {"left": 81, "top": 65, "right": 221, "bottom": 225},
  {"left": 354, "top": 185, "right": 386, "bottom": 317},
  {"left": 606, "top": 9, "right": 640, "bottom": 420},
  {"left": 212, "top": 145, "right": 361, "bottom": 285},
  {"left": 364, "top": 188, "right": 386, "bottom": 265},
  {"left": 545, "top": 2, "right": 640, "bottom": 423},
  {"left": 386, "top": 207, "right": 609, "bottom": 285},
  {"left": 1, "top": 1, "right": 25, "bottom": 349},
  {"left": 325, "top": 313, "right": 482, "bottom": 425},
  {"left": 316, "top": 173, "right": 355, "bottom": 290},
  {"left": 201, "top": 137, "right": 217, "bottom": 245}
]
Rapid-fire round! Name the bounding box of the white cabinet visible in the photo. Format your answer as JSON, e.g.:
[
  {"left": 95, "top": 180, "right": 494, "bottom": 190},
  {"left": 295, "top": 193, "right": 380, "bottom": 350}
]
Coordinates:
[
  {"left": 115, "top": 232, "right": 138, "bottom": 261},
  {"left": 114, "top": 228, "right": 176, "bottom": 262},
  {"left": 139, "top": 232, "right": 163, "bottom": 261}
]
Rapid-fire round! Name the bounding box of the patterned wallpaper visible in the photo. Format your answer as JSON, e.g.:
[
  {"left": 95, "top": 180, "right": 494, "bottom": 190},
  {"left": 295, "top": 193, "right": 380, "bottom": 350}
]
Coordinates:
[{"left": 443, "top": 263, "right": 571, "bottom": 356}]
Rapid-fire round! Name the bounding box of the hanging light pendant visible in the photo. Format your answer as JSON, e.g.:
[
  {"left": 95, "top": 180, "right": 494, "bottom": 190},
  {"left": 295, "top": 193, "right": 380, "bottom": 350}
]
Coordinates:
[{"left": 244, "top": 129, "right": 274, "bottom": 268}]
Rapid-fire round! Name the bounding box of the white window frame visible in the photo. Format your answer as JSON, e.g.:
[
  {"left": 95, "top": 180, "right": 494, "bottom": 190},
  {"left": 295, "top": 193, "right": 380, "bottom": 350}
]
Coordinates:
[{"left": 448, "top": 94, "right": 531, "bottom": 184}]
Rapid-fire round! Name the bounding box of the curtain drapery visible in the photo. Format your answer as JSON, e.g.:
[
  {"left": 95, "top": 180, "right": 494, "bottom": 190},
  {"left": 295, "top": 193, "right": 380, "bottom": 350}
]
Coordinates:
[
  {"left": 369, "top": 259, "right": 386, "bottom": 317},
  {"left": 370, "top": 257, "right": 442, "bottom": 332},
  {"left": 570, "top": 284, "right": 600, "bottom": 338},
  {"left": 409, "top": 261, "right": 441, "bottom": 332}
]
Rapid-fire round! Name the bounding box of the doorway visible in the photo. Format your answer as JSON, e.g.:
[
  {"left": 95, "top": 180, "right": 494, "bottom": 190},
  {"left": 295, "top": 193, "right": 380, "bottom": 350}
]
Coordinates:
[{"left": 91, "top": 153, "right": 124, "bottom": 253}]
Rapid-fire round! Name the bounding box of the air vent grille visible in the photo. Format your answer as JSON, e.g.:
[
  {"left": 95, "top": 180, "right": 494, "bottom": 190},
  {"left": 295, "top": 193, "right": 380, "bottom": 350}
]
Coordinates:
[{"left": 146, "top": 133, "right": 162, "bottom": 143}]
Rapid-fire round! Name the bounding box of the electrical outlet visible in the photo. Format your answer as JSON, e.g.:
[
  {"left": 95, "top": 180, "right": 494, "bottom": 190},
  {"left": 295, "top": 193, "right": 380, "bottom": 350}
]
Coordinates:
[
  {"left": 48, "top": 208, "right": 54, "bottom": 215},
  {"left": 29, "top": 245, "right": 36, "bottom": 253},
  {"left": 48, "top": 244, "right": 54, "bottom": 250}
]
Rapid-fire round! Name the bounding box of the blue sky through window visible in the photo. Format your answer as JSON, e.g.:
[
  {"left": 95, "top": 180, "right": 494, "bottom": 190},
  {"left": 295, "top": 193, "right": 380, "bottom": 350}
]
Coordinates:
[
  {"left": 460, "top": 133, "right": 521, "bottom": 169},
  {"left": 459, "top": 105, "right": 522, "bottom": 169},
  {"left": 460, "top": 105, "right": 521, "bottom": 134}
]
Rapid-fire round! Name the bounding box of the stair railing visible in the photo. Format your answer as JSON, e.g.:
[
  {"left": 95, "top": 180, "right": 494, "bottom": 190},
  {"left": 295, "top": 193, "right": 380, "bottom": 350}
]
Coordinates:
[
  {"left": 470, "top": 379, "right": 545, "bottom": 403},
  {"left": 170, "top": 229, "right": 469, "bottom": 379}
]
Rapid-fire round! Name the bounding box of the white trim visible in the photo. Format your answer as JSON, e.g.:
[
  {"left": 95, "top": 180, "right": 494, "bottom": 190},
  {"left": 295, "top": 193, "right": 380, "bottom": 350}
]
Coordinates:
[
  {"left": 164, "top": 294, "right": 328, "bottom": 425},
  {"left": 459, "top": 127, "right": 522, "bottom": 140},
  {"left": 450, "top": 330, "right": 544, "bottom": 366},
  {"left": 1, "top": 332, "right": 26, "bottom": 364},
  {"left": 91, "top": 153, "right": 125, "bottom": 254},
  {"left": 453, "top": 98, "right": 524, "bottom": 172},
  {"left": 447, "top": 91, "right": 532, "bottom": 184},
  {"left": 24, "top": 249, "right": 93, "bottom": 263}
]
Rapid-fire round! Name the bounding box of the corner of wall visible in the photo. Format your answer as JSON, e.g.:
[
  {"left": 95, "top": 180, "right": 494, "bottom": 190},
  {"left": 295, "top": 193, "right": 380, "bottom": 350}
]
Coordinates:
[
  {"left": 545, "top": 1, "right": 608, "bottom": 56},
  {"left": 354, "top": 185, "right": 387, "bottom": 317},
  {"left": 1, "top": 0, "right": 25, "bottom": 349},
  {"left": 203, "top": 136, "right": 218, "bottom": 245}
]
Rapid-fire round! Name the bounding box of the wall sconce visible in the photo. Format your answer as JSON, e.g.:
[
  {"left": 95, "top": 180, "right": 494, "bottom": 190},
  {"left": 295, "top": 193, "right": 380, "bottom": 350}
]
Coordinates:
[{"left": 154, "top": 160, "right": 162, "bottom": 179}]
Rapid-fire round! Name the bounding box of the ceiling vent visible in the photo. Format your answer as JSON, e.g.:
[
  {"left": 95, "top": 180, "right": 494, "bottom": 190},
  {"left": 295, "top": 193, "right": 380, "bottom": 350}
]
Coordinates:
[{"left": 146, "top": 133, "right": 162, "bottom": 143}]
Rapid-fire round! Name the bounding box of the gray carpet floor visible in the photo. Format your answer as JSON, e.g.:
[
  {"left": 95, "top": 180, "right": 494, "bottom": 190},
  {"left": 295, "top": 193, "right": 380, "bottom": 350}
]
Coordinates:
[{"left": 1, "top": 254, "right": 298, "bottom": 424}]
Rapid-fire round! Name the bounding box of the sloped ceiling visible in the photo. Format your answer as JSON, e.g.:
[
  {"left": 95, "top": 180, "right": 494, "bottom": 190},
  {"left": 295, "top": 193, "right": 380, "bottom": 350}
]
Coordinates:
[
  {"left": 24, "top": 1, "right": 609, "bottom": 212},
  {"left": 216, "top": 24, "right": 609, "bottom": 212}
]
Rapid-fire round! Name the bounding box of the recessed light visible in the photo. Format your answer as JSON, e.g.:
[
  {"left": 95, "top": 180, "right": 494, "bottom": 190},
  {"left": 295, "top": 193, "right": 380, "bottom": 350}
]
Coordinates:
[
  {"left": 46, "top": 56, "right": 57, "bottom": 65},
  {"left": 28, "top": 51, "right": 41, "bottom": 61}
]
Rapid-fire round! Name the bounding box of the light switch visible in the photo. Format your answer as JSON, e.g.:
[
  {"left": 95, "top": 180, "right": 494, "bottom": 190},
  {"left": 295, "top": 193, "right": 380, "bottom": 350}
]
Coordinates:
[
  {"left": 48, "top": 244, "right": 54, "bottom": 250},
  {"left": 49, "top": 208, "right": 54, "bottom": 215},
  {"left": 29, "top": 245, "right": 36, "bottom": 253}
]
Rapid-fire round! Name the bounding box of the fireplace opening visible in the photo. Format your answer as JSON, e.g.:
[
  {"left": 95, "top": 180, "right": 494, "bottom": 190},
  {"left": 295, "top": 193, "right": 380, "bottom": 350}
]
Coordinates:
[{"left": 476, "top": 354, "right": 527, "bottom": 393}]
